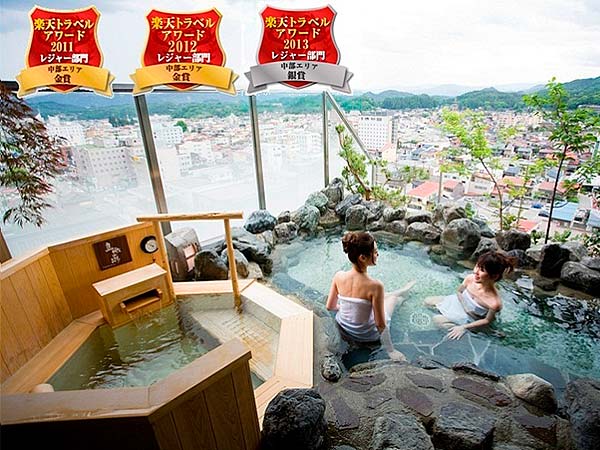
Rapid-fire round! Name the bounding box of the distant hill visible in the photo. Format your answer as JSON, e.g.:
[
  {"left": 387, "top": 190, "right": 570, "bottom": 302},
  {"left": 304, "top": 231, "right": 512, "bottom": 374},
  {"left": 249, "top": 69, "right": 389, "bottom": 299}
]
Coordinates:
[{"left": 454, "top": 87, "right": 523, "bottom": 109}]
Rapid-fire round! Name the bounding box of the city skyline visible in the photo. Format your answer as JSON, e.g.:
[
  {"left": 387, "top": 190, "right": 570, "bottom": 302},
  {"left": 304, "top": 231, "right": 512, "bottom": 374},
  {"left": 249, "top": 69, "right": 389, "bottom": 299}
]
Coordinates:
[{"left": 1, "top": 0, "right": 599, "bottom": 91}]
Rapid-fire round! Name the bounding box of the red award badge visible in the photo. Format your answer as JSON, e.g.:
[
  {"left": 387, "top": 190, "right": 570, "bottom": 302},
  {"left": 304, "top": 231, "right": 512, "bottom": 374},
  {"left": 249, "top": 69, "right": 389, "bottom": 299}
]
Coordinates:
[
  {"left": 16, "top": 6, "right": 114, "bottom": 97},
  {"left": 131, "top": 9, "right": 237, "bottom": 95},
  {"left": 246, "top": 5, "right": 352, "bottom": 94}
]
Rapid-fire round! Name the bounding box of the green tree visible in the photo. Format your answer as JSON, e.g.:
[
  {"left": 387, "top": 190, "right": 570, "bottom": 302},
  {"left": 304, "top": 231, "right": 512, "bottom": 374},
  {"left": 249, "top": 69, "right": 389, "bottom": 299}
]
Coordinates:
[
  {"left": 524, "top": 78, "right": 600, "bottom": 243},
  {"left": 506, "top": 158, "right": 553, "bottom": 226},
  {"left": 441, "top": 109, "right": 505, "bottom": 228},
  {"left": 175, "top": 120, "right": 188, "bottom": 133}
]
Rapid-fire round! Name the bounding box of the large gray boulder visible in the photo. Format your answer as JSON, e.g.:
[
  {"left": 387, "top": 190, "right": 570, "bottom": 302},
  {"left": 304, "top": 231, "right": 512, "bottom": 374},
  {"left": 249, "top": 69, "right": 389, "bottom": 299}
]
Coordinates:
[
  {"left": 472, "top": 217, "right": 496, "bottom": 238},
  {"left": 560, "top": 262, "right": 600, "bottom": 296},
  {"left": 306, "top": 191, "right": 329, "bottom": 214},
  {"left": 292, "top": 205, "right": 320, "bottom": 234},
  {"left": 194, "top": 250, "right": 228, "bottom": 280},
  {"left": 471, "top": 237, "right": 499, "bottom": 261},
  {"left": 432, "top": 402, "right": 495, "bottom": 450},
  {"left": 383, "top": 207, "right": 406, "bottom": 223},
  {"left": 322, "top": 178, "right": 344, "bottom": 209},
  {"left": 335, "top": 193, "right": 362, "bottom": 217},
  {"left": 406, "top": 211, "right": 433, "bottom": 225},
  {"left": 274, "top": 222, "right": 298, "bottom": 243},
  {"left": 384, "top": 220, "right": 407, "bottom": 235},
  {"left": 441, "top": 219, "right": 481, "bottom": 258},
  {"left": 564, "top": 378, "right": 600, "bottom": 450},
  {"left": 372, "top": 413, "right": 434, "bottom": 450},
  {"left": 278, "top": 210, "right": 291, "bottom": 224},
  {"left": 261, "top": 388, "right": 327, "bottom": 450},
  {"left": 496, "top": 230, "right": 531, "bottom": 251},
  {"left": 444, "top": 206, "right": 467, "bottom": 224},
  {"left": 581, "top": 256, "right": 600, "bottom": 271},
  {"left": 319, "top": 209, "right": 341, "bottom": 229},
  {"left": 525, "top": 245, "right": 543, "bottom": 264},
  {"left": 230, "top": 227, "right": 273, "bottom": 273},
  {"left": 345, "top": 204, "right": 368, "bottom": 231},
  {"left": 505, "top": 373, "right": 557, "bottom": 414},
  {"left": 406, "top": 222, "right": 441, "bottom": 244},
  {"left": 363, "top": 200, "right": 385, "bottom": 222},
  {"left": 244, "top": 209, "right": 277, "bottom": 234},
  {"left": 539, "top": 244, "right": 571, "bottom": 278},
  {"left": 562, "top": 241, "right": 588, "bottom": 262},
  {"left": 506, "top": 249, "right": 537, "bottom": 269},
  {"left": 220, "top": 248, "right": 249, "bottom": 278}
]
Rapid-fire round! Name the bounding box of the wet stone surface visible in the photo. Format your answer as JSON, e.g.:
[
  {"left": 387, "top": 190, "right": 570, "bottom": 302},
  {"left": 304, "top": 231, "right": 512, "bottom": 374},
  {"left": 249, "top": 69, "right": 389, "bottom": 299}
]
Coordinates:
[
  {"left": 342, "top": 373, "right": 386, "bottom": 393},
  {"left": 365, "top": 390, "right": 393, "bottom": 410},
  {"left": 330, "top": 397, "right": 360, "bottom": 430},
  {"left": 432, "top": 402, "right": 496, "bottom": 450},
  {"left": 452, "top": 377, "right": 512, "bottom": 407},
  {"left": 405, "top": 372, "right": 444, "bottom": 391},
  {"left": 452, "top": 362, "right": 501, "bottom": 381},
  {"left": 396, "top": 387, "right": 434, "bottom": 418},
  {"left": 513, "top": 408, "right": 557, "bottom": 445}
]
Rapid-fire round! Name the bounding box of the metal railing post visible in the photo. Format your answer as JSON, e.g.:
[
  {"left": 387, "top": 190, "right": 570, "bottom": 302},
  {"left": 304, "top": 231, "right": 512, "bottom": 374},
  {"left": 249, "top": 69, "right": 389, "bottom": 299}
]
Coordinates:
[
  {"left": 134, "top": 94, "right": 171, "bottom": 235},
  {"left": 249, "top": 95, "right": 266, "bottom": 210},
  {"left": 322, "top": 92, "right": 330, "bottom": 187}
]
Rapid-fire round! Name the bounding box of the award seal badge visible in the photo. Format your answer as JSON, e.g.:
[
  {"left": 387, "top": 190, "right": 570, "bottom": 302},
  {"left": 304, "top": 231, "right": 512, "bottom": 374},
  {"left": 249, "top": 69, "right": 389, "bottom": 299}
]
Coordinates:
[
  {"left": 16, "top": 6, "right": 114, "bottom": 98},
  {"left": 131, "top": 8, "right": 238, "bottom": 95},
  {"left": 246, "top": 5, "right": 352, "bottom": 94}
]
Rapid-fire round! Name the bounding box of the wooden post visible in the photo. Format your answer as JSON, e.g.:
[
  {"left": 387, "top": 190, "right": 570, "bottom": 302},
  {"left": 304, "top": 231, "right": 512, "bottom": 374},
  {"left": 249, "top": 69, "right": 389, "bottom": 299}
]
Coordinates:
[
  {"left": 152, "top": 220, "right": 176, "bottom": 304},
  {"left": 223, "top": 218, "right": 241, "bottom": 313}
]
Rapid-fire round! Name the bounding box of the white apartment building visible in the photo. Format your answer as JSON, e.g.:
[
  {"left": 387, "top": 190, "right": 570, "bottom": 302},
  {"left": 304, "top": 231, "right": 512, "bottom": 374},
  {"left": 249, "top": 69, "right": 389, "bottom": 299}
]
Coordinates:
[
  {"left": 358, "top": 114, "right": 392, "bottom": 152},
  {"left": 46, "top": 116, "right": 86, "bottom": 146},
  {"left": 73, "top": 145, "right": 136, "bottom": 189},
  {"left": 179, "top": 140, "right": 218, "bottom": 165},
  {"left": 152, "top": 123, "right": 184, "bottom": 145}
]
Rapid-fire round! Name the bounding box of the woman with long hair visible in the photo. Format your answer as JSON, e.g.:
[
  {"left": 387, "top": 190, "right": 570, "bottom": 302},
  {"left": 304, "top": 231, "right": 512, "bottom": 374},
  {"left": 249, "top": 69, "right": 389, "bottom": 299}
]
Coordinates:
[
  {"left": 425, "top": 250, "right": 517, "bottom": 340},
  {"left": 326, "top": 231, "right": 415, "bottom": 360}
]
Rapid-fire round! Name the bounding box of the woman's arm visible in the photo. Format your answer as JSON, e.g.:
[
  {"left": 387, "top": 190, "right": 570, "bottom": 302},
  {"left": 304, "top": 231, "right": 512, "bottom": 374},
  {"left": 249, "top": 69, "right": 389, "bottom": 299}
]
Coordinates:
[
  {"left": 447, "top": 307, "right": 498, "bottom": 340},
  {"left": 456, "top": 274, "right": 472, "bottom": 298},
  {"left": 372, "top": 281, "right": 386, "bottom": 331},
  {"left": 326, "top": 273, "right": 340, "bottom": 311}
]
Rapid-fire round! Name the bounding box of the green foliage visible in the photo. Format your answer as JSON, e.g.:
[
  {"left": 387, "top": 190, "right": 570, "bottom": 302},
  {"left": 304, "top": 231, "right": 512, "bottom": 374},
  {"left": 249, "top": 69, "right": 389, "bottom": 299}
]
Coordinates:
[
  {"left": 175, "top": 120, "right": 188, "bottom": 132},
  {"left": 464, "top": 202, "right": 476, "bottom": 219},
  {"left": 502, "top": 213, "right": 518, "bottom": 230},
  {"left": 551, "top": 230, "right": 572, "bottom": 243},
  {"left": 524, "top": 77, "right": 600, "bottom": 243},
  {"left": 335, "top": 125, "right": 405, "bottom": 204},
  {"left": 530, "top": 229, "right": 545, "bottom": 245},
  {"left": 582, "top": 229, "right": 600, "bottom": 257},
  {"left": 0, "top": 84, "right": 65, "bottom": 226}
]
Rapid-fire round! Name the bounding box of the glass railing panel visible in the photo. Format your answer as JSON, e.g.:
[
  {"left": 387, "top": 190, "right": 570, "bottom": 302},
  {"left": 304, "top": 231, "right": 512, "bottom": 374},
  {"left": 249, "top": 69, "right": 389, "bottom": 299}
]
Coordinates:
[
  {"left": 2, "top": 92, "right": 155, "bottom": 257},
  {"left": 254, "top": 93, "right": 325, "bottom": 216},
  {"left": 145, "top": 92, "right": 256, "bottom": 240}
]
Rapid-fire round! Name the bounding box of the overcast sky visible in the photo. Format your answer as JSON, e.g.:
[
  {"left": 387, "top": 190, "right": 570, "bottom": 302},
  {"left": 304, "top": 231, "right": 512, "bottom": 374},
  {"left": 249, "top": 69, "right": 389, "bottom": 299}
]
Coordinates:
[{"left": 1, "top": 0, "right": 599, "bottom": 92}]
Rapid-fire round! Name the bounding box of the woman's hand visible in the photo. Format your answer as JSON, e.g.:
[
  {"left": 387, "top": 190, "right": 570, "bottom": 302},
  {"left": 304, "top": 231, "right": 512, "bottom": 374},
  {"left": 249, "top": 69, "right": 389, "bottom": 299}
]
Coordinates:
[{"left": 447, "top": 325, "right": 467, "bottom": 340}]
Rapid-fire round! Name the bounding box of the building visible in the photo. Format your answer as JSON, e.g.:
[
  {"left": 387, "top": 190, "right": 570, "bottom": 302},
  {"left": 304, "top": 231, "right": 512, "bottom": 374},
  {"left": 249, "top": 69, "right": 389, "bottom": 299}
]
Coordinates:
[
  {"left": 73, "top": 145, "right": 137, "bottom": 189},
  {"left": 46, "top": 116, "right": 86, "bottom": 146},
  {"left": 152, "top": 123, "right": 184, "bottom": 145},
  {"left": 407, "top": 180, "right": 438, "bottom": 209},
  {"left": 442, "top": 179, "right": 465, "bottom": 200},
  {"left": 358, "top": 113, "right": 392, "bottom": 152}
]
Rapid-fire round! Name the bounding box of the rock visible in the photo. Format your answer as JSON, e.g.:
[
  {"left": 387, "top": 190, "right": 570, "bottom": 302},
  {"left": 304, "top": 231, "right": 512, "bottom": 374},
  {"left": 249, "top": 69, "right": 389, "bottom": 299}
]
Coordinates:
[
  {"left": 505, "top": 373, "right": 557, "bottom": 414},
  {"left": 496, "top": 230, "right": 531, "bottom": 251},
  {"left": 363, "top": 200, "right": 385, "bottom": 222},
  {"left": 451, "top": 377, "right": 512, "bottom": 407},
  {"left": 406, "top": 222, "right": 441, "bottom": 244},
  {"left": 259, "top": 230, "right": 275, "bottom": 249},
  {"left": 532, "top": 276, "right": 559, "bottom": 291},
  {"left": 372, "top": 413, "right": 434, "bottom": 450},
  {"left": 560, "top": 262, "right": 600, "bottom": 296},
  {"left": 319, "top": 209, "right": 341, "bottom": 229},
  {"left": 366, "top": 390, "right": 394, "bottom": 409},
  {"left": 384, "top": 220, "right": 407, "bottom": 235},
  {"left": 507, "top": 249, "right": 537, "bottom": 269},
  {"left": 322, "top": 178, "right": 344, "bottom": 209},
  {"left": 274, "top": 222, "right": 298, "bottom": 243},
  {"left": 321, "top": 355, "right": 342, "bottom": 382},
  {"left": 292, "top": 205, "right": 320, "bottom": 234},
  {"left": 244, "top": 209, "right": 277, "bottom": 234},
  {"left": 194, "top": 250, "right": 228, "bottom": 280},
  {"left": 261, "top": 388, "right": 327, "bottom": 450},
  {"left": 472, "top": 217, "right": 495, "bottom": 238},
  {"left": 367, "top": 219, "right": 385, "bottom": 232},
  {"left": 432, "top": 402, "right": 495, "bottom": 450},
  {"left": 432, "top": 204, "right": 446, "bottom": 225},
  {"left": 406, "top": 212, "right": 433, "bottom": 225},
  {"left": 441, "top": 219, "right": 481, "bottom": 258},
  {"left": 539, "top": 244, "right": 571, "bottom": 278},
  {"left": 525, "top": 245, "right": 543, "bottom": 264},
  {"left": 451, "top": 362, "right": 500, "bottom": 381},
  {"left": 564, "top": 378, "right": 600, "bottom": 450},
  {"left": 247, "top": 261, "right": 264, "bottom": 279},
  {"left": 563, "top": 241, "right": 588, "bottom": 261},
  {"left": 306, "top": 191, "right": 329, "bottom": 214},
  {"left": 405, "top": 372, "right": 444, "bottom": 391},
  {"left": 444, "top": 206, "right": 467, "bottom": 223},
  {"left": 412, "top": 355, "right": 448, "bottom": 370},
  {"left": 382, "top": 207, "right": 406, "bottom": 223},
  {"left": 220, "top": 248, "right": 249, "bottom": 278},
  {"left": 278, "top": 210, "right": 291, "bottom": 224},
  {"left": 512, "top": 409, "right": 558, "bottom": 446},
  {"left": 581, "top": 256, "right": 600, "bottom": 271},
  {"left": 396, "top": 387, "right": 435, "bottom": 418},
  {"left": 330, "top": 397, "right": 360, "bottom": 430},
  {"left": 471, "top": 237, "right": 499, "bottom": 261},
  {"left": 345, "top": 204, "right": 368, "bottom": 231},
  {"left": 335, "top": 193, "right": 362, "bottom": 217}
]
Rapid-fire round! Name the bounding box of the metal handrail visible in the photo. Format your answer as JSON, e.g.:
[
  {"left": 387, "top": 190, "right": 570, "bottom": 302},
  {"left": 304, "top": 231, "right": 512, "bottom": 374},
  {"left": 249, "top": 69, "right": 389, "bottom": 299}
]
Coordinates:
[{"left": 323, "top": 91, "right": 377, "bottom": 187}]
